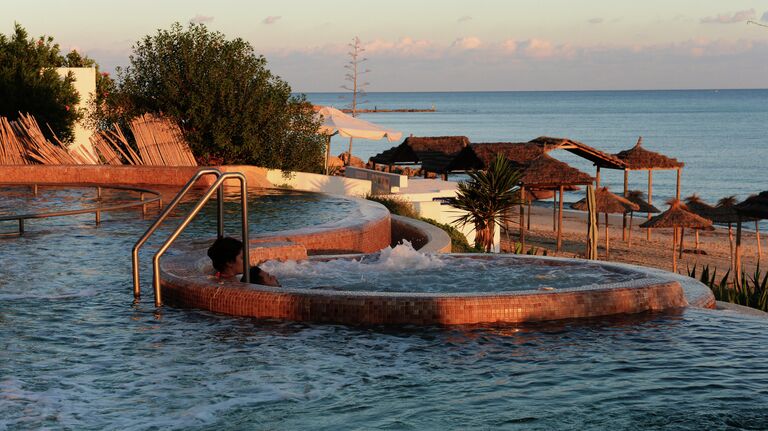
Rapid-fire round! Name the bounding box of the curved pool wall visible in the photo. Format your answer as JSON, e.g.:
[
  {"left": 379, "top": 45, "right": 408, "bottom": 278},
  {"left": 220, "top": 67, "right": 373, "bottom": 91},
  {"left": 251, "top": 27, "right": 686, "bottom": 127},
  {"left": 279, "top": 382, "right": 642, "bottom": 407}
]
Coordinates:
[{"left": 160, "top": 252, "right": 709, "bottom": 325}]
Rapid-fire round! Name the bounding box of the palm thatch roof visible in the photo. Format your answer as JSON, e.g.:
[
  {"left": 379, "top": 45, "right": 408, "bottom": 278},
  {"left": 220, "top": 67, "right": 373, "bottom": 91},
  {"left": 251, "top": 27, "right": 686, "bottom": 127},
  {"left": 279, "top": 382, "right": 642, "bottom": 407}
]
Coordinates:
[
  {"left": 736, "top": 191, "right": 768, "bottom": 220},
  {"left": 684, "top": 193, "right": 715, "bottom": 217},
  {"left": 627, "top": 190, "right": 660, "bottom": 213},
  {"left": 613, "top": 137, "right": 684, "bottom": 170},
  {"left": 470, "top": 142, "right": 545, "bottom": 166},
  {"left": 707, "top": 196, "right": 753, "bottom": 223},
  {"left": 528, "top": 136, "right": 627, "bottom": 169},
  {"left": 518, "top": 154, "right": 594, "bottom": 187},
  {"left": 639, "top": 200, "right": 712, "bottom": 229},
  {"left": 571, "top": 187, "right": 639, "bottom": 214},
  {"left": 370, "top": 136, "right": 470, "bottom": 166}
]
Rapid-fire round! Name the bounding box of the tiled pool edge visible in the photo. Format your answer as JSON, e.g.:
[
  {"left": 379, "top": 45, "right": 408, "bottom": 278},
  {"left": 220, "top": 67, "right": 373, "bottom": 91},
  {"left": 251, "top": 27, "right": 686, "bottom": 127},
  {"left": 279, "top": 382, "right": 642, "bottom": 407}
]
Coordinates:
[{"left": 160, "top": 253, "right": 699, "bottom": 325}]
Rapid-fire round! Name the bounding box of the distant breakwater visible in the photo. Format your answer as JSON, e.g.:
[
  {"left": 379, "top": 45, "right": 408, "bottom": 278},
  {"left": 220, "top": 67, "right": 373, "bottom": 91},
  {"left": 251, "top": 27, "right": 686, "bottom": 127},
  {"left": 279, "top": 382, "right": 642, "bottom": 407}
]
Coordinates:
[{"left": 341, "top": 107, "right": 436, "bottom": 113}]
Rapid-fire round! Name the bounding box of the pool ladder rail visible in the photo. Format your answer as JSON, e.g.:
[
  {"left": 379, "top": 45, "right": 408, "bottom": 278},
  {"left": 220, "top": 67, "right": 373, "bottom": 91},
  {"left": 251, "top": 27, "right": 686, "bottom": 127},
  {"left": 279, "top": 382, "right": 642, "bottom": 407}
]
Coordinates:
[{"left": 132, "top": 168, "right": 250, "bottom": 307}]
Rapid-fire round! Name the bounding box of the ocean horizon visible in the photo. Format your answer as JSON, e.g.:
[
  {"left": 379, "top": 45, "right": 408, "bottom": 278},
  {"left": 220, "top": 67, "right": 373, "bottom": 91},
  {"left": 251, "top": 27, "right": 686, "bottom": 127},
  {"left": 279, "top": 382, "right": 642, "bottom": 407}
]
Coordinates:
[{"left": 306, "top": 89, "right": 768, "bottom": 208}]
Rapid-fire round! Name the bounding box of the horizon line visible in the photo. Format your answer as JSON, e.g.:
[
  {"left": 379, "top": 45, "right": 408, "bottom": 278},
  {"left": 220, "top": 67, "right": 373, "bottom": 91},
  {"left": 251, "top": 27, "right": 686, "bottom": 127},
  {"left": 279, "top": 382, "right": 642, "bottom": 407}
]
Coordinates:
[{"left": 297, "top": 87, "right": 768, "bottom": 94}]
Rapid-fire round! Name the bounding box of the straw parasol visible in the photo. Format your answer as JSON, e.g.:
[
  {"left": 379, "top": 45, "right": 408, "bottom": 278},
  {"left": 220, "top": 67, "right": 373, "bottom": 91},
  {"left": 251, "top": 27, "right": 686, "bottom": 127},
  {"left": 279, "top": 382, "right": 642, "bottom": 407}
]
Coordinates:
[
  {"left": 683, "top": 194, "right": 716, "bottom": 254},
  {"left": 625, "top": 190, "right": 660, "bottom": 247},
  {"left": 639, "top": 200, "right": 712, "bottom": 272},
  {"left": 517, "top": 154, "right": 594, "bottom": 251},
  {"left": 614, "top": 137, "right": 685, "bottom": 241},
  {"left": 734, "top": 191, "right": 768, "bottom": 274},
  {"left": 572, "top": 187, "right": 638, "bottom": 259}
]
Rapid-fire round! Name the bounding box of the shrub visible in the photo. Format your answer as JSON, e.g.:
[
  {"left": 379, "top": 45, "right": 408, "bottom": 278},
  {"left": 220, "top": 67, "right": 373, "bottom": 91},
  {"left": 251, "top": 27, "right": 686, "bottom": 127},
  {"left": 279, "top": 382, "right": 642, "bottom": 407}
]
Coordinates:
[
  {"left": 0, "top": 24, "right": 81, "bottom": 142},
  {"left": 366, "top": 194, "right": 481, "bottom": 253},
  {"left": 99, "top": 23, "right": 325, "bottom": 172},
  {"left": 688, "top": 264, "right": 768, "bottom": 312}
]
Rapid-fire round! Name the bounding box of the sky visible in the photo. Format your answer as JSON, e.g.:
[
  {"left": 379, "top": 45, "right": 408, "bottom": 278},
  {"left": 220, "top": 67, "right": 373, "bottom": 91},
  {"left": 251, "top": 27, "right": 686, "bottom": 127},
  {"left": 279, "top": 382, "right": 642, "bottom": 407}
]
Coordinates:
[{"left": 7, "top": 0, "right": 768, "bottom": 91}]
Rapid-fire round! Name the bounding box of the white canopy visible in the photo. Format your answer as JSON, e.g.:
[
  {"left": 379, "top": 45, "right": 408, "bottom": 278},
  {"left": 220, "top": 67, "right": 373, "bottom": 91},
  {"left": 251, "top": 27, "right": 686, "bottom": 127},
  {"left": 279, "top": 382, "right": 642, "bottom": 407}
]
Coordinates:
[{"left": 315, "top": 106, "right": 402, "bottom": 142}]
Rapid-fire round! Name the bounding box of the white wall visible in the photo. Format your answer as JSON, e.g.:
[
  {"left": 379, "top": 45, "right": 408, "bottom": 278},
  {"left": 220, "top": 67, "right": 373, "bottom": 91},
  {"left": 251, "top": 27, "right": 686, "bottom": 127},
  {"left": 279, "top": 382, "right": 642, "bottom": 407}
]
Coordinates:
[
  {"left": 412, "top": 200, "right": 500, "bottom": 252},
  {"left": 56, "top": 67, "right": 96, "bottom": 153},
  {"left": 345, "top": 166, "right": 408, "bottom": 194},
  {"left": 266, "top": 170, "right": 372, "bottom": 196}
]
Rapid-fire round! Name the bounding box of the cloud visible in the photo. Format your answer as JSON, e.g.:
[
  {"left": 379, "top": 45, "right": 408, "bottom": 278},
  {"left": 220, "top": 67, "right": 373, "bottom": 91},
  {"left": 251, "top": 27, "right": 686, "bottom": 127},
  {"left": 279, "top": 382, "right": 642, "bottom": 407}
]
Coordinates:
[
  {"left": 501, "top": 39, "right": 517, "bottom": 53},
  {"left": 700, "top": 9, "right": 755, "bottom": 24},
  {"left": 364, "top": 37, "right": 434, "bottom": 56},
  {"left": 263, "top": 16, "right": 282, "bottom": 25},
  {"left": 762, "top": 11, "right": 768, "bottom": 22},
  {"left": 588, "top": 18, "right": 603, "bottom": 24},
  {"left": 451, "top": 36, "right": 482, "bottom": 50},
  {"left": 189, "top": 15, "right": 214, "bottom": 24},
  {"left": 457, "top": 15, "right": 472, "bottom": 23}
]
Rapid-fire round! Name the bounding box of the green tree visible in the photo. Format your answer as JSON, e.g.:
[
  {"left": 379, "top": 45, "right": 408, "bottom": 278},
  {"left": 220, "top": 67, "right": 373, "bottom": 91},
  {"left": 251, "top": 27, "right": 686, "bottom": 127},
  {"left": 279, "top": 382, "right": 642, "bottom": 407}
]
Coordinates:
[
  {"left": 104, "top": 23, "right": 325, "bottom": 171},
  {"left": 447, "top": 154, "right": 523, "bottom": 252},
  {"left": 0, "top": 24, "right": 81, "bottom": 142}
]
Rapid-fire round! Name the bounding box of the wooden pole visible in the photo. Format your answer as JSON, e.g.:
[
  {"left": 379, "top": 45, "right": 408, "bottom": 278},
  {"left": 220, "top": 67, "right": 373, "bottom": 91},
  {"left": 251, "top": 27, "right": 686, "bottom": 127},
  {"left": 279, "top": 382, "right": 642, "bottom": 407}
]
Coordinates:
[
  {"left": 679, "top": 227, "right": 685, "bottom": 259},
  {"left": 595, "top": 166, "right": 601, "bottom": 187},
  {"left": 324, "top": 135, "right": 331, "bottom": 175},
  {"left": 672, "top": 227, "right": 678, "bottom": 273},
  {"left": 519, "top": 187, "right": 526, "bottom": 248},
  {"left": 527, "top": 198, "right": 531, "bottom": 230},
  {"left": 628, "top": 211, "right": 634, "bottom": 247},
  {"left": 604, "top": 212, "right": 610, "bottom": 259},
  {"left": 557, "top": 185, "right": 564, "bottom": 252},
  {"left": 695, "top": 229, "right": 700, "bottom": 253},
  {"left": 623, "top": 169, "right": 629, "bottom": 241},
  {"left": 676, "top": 168, "right": 681, "bottom": 200},
  {"left": 728, "top": 223, "right": 734, "bottom": 274},
  {"left": 647, "top": 170, "right": 653, "bottom": 241},
  {"left": 756, "top": 220, "right": 762, "bottom": 264},
  {"left": 736, "top": 220, "right": 743, "bottom": 286},
  {"left": 553, "top": 192, "right": 557, "bottom": 232}
]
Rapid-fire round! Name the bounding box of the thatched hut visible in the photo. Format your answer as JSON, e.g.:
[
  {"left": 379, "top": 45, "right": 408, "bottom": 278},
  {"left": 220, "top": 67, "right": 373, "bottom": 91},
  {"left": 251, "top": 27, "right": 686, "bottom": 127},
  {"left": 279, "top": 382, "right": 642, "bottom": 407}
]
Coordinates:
[
  {"left": 614, "top": 137, "right": 685, "bottom": 241},
  {"left": 516, "top": 154, "right": 594, "bottom": 251},
  {"left": 639, "top": 200, "right": 712, "bottom": 272},
  {"left": 369, "top": 136, "right": 471, "bottom": 178},
  {"left": 572, "top": 187, "right": 638, "bottom": 258}
]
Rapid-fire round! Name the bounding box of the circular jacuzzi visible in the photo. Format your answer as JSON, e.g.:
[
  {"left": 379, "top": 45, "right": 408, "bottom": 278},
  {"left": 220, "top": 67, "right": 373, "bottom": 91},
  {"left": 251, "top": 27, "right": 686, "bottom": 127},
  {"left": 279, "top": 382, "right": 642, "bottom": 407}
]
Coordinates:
[{"left": 160, "top": 243, "right": 706, "bottom": 325}]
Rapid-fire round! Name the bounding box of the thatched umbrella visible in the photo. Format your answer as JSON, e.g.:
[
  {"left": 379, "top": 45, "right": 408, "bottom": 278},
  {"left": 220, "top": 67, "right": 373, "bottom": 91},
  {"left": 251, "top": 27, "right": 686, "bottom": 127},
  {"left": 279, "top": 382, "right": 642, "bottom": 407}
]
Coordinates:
[
  {"left": 639, "top": 200, "right": 712, "bottom": 272},
  {"left": 614, "top": 137, "right": 685, "bottom": 241},
  {"left": 734, "top": 191, "right": 768, "bottom": 281},
  {"left": 684, "top": 194, "right": 715, "bottom": 254},
  {"left": 625, "top": 190, "right": 660, "bottom": 247},
  {"left": 572, "top": 187, "right": 639, "bottom": 259},
  {"left": 518, "top": 154, "right": 594, "bottom": 252}
]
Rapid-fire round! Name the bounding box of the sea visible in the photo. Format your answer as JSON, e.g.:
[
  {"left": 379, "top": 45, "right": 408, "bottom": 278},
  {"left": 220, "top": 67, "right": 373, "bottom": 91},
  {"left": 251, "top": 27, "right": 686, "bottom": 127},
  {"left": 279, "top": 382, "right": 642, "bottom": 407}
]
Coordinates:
[{"left": 306, "top": 90, "right": 768, "bottom": 208}]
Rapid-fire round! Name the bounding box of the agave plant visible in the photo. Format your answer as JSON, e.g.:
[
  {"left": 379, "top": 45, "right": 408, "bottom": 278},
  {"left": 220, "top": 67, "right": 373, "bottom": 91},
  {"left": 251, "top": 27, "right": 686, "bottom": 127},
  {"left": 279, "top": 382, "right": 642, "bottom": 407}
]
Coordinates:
[{"left": 447, "top": 154, "right": 523, "bottom": 252}]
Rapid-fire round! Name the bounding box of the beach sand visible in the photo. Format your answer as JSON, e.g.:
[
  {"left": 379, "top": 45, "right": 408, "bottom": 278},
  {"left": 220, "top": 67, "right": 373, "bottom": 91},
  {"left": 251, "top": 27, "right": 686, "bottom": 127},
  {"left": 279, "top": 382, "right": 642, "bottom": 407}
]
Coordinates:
[{"left": 501, "top": 205, "right": 763, "bottom": 280}]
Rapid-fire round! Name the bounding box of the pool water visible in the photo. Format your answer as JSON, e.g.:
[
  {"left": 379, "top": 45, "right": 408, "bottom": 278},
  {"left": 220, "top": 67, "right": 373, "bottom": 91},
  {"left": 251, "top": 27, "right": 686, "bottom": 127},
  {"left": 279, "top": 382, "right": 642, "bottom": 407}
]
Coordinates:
[
  {"left": 263, "top": 243, "right": 634, "bottom": 293},
  {"left": 0, "top": 185, "right": 357, "bottom": 236},
  {"left": 1, "top": 192, "right": 768, "bottom": 429}
]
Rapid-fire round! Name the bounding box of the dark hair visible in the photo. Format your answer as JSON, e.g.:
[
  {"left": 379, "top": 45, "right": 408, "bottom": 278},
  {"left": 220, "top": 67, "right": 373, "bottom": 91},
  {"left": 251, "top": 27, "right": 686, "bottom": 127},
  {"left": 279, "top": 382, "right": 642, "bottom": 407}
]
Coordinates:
[{"left": 207, "top": 236, "right": 243, "bottom": 272}]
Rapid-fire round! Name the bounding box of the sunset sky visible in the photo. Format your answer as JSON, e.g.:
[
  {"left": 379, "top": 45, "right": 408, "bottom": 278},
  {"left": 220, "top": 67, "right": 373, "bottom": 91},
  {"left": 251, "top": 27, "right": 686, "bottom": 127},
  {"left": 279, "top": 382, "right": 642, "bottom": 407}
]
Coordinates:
[{"left": 8, "top": 0, "right": 768, "bottom": 91}]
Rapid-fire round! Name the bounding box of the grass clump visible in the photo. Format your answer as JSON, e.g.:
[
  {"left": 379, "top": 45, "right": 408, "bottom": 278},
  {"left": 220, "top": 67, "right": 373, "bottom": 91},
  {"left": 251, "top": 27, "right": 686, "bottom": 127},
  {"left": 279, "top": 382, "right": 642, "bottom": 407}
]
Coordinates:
[
  {"left": 366, "top": 194, "right": 481, "bottom": 253},
  {"left": 688, "top": 264, "right": 768, "bottom": 312}
]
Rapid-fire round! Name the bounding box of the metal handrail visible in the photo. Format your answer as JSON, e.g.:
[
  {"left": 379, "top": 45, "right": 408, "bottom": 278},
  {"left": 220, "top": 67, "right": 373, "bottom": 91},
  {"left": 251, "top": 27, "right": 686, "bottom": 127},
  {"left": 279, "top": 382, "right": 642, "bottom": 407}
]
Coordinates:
[
  {"left": 131, "top": 168, "right": 250, "bottom": 307},
  {"left": 132, "top": 168, "right": 224, "bottom": 299},
  {"left": 150, "top": 172, "right": 249, "bottom": 307},
  {"left": 0, "top": 184, "right": 162, "bottom": 235}
]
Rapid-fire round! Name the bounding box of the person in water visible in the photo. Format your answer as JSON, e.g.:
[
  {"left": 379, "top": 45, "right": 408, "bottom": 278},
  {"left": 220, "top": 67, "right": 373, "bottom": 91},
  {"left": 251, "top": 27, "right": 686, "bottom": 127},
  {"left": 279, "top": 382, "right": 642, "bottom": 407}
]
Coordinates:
[{"left": 207, "top": 236, "right": 280, "bottom": 287}]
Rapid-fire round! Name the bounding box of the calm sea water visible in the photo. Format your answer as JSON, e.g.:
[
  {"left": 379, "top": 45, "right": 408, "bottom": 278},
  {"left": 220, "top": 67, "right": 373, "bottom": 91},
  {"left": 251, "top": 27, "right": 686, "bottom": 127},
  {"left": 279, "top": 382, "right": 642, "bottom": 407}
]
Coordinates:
[{"left": 307, "top": 90, "right": 768, "bottom": 206}]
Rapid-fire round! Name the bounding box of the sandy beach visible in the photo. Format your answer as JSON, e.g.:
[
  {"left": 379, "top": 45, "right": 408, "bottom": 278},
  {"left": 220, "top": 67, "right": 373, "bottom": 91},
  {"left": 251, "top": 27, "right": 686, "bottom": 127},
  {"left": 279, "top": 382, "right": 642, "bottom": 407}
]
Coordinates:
[{"left": 502, "top": 204, "right": 762, "bottom": 279}]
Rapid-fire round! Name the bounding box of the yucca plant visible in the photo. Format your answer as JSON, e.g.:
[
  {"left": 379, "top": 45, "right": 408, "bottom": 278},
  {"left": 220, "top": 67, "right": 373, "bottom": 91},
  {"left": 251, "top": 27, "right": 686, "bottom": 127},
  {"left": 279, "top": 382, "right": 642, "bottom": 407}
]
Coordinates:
[
  {"left": 688, "top": 264, "right": 768, "bottom": 311},
  {"left": 446, "top": 154, "right": 523, "bottom": 252}
]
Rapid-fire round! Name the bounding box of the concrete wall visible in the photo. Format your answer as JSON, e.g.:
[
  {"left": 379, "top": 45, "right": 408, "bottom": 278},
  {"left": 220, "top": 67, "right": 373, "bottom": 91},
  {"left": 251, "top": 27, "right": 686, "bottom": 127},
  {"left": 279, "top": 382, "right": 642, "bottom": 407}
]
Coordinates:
[
  {"left": 56, "top": 67, "right": 96, "bottom": 154},
  {"left": 266, "top": 170, "right": 372, "bottom": 197},
  {"left": 411, "top": 200, "right": 500, "bottom": 253},
  {"left": 344, "top": 166, "right": 407, "bottom": 194}
]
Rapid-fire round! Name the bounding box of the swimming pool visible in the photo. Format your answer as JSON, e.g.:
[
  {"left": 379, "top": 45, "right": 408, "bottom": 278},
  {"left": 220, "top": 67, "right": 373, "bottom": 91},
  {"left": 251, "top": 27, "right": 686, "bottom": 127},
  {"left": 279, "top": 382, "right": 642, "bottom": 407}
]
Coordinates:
[{"left": 1, "top": 188, "right": 767, "bottom": 429}]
